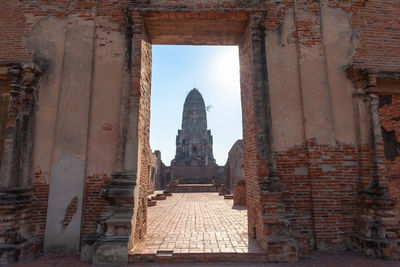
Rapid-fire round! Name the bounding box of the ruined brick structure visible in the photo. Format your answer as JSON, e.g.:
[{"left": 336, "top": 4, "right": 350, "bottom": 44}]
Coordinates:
[
  {"left": 225, "top": 139, "right": 244, "bottom": 192},
  {"left": 149, "top": 150, "right": 166, "bottom": 191},
  {"left": 1, "top": 0, "right": 400, "bottom": 265}
]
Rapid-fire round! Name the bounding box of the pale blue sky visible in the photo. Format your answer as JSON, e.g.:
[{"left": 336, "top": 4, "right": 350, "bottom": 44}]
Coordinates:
[{"left": 150, "top": 45, "right": 242, "bottom": 166}]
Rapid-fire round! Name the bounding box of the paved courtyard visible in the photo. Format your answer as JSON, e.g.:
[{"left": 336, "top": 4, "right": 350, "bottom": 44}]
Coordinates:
[
  {"left": 6, "top": 192, "right": 400, "bottom": 265},
  {"left": 130, "top": 192, "right": 262, "bottom": 255}
]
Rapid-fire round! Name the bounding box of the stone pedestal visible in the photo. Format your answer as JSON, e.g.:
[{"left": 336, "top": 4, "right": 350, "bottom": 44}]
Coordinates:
[
  {"left": 349, "top": 187, "right": 400, "bottom": 259},
  {"left": 0, "top": 63, "right": 42, "bottom": 264},
  {"left": 260, "top": 189, "right": 299, "bottom": 262},
  {"left": 81, "top": 171, "right": 136, "bottom": 265},
  {"left": 0, "top": 188, "right": 40, "bottom": 265}
]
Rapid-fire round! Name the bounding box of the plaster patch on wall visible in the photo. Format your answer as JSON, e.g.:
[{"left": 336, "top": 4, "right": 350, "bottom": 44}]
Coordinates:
[
  {"left": 321, "top": 4, "right": 359, "bottom": 145},
  {"left": 44, "top": 150, "right": 85, "bottom": 252}
]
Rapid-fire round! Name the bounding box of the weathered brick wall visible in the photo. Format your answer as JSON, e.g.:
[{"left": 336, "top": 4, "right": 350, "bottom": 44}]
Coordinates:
[
  {"left": 275, "top": 145, "right": 313, "bottom": 253},
  {"left": 0, "top": 1, "right": 30, "bottom": 63},
  {"left": 81, "top": 1, "right": 129, "bottom": 239},
  {"left": 239, "top": 24, "right": 277, "bottom": 254},
  {"left": 0, "top": 0, "right": 128, "bottom": 65},
  {"left": 1, "top": 0, "right": 400, "bottom": 262},
  {"left": 225, "top": 140, "right": 243, "bottom": 191},
  {"left": 352, "top": 0, "right": 400, "bottom": 71},
  {"left": 233, "top": 182, "right": 246, "bottom": 206},
  {"left": 82, "top": 175, "right": 111, "bottom": 237},
  {"left": 131, "top": 21, "right": 152, "bottom": 242},
  {"left": 149, "top": 152, "right": 157, "bottom": 193},
  {"left": 380, "top": 94, "right": 400, "bottom": 218},
  {"left": 32, "top": 170, "right": 49, "bottom": 241},
  {"left": 380, "top": 94, "right": 400, "bottom": 179}
]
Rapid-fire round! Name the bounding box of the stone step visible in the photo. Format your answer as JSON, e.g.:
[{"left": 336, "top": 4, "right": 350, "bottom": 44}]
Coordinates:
[
  {"left": 148, "top": 200, "right": 157, "bottom": 206},
  {"left": 170, "top": 184, "right": 219, "bottom": 193},
  {"left": 151, "top": 195, "right": 166, "bottom": 201}
]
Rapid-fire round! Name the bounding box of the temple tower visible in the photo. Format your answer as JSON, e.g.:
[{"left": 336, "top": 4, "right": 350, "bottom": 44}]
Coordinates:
[{"left": 171, "top": 88, "right": 216, "bottom": 167}]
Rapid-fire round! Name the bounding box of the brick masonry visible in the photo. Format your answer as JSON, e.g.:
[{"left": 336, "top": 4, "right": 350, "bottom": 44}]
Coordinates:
[
  {"left": 81, "top": 174, "right": 111, "bottom": 237},
  {"left": 32, "top": 170, "right": 49, "bottom": 241},
  {"left": 233, "top": 181, "right": 246, "bottom": 206}
]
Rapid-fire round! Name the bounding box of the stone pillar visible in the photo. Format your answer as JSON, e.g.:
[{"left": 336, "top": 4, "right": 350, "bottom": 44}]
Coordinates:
[
  {"left": 0, "top": 65, "right": 23, "bottom": 188},
  {"left": 347, "top": 67, "right": 400, "bottom": 259},
  {"left": 0, "top": 63, "right": 42, "bottom": 264},
  {"left": 247, "top": 12, "right": 298, "bottom": 262},
  {"left": 249, "top": 12, "right": 277, "bottom": 185}
]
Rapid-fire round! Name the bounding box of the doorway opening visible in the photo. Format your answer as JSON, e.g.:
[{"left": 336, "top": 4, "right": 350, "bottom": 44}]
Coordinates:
[
  {"left": 130, "top": 41, "right": 262, "bottom": 260},
  {"left": 126, "top": 10, "right": 275, "bottom": 262}
]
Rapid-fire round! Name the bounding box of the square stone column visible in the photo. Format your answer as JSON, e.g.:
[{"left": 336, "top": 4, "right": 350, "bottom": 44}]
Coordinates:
[{"left": 0, "top": 63, "right": 42, "bottom": 264}]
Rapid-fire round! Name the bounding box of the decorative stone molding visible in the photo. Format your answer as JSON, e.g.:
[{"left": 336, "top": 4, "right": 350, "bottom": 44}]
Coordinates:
[
  {"left": 346, "top": 65, "right": 400, "bottom": 260},
  {"left": 81, "top": 172, "right": 136, "bottom": 265},
  {"left": 0, "top": 63, "right": 42, "bottom": 265}
]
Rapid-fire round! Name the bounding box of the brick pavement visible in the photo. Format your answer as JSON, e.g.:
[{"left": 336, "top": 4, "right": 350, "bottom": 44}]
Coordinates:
[
  {"left": 6, "top": 192, "right": 400, "bottom": 266},
  {"left": 6, "top": 251, "right": 400, "bottom": 267},
  {"left": 130, "top": 192, "right": 261, "bottom": 255}
]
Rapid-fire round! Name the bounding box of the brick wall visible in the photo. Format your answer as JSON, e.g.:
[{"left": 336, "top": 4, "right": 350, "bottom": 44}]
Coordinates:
[
  {"left": 233, "top": 181, "right": 246, "bottom": 206},
  {"left": 130, "top": 14, "right": 152, "bottom": 242},
  {"left": 275, "top": 145, "right": 314, "bottom": 253},
  {"left": 239, "top": 24, "right": 261, "bottom": 243},
  {"left": 0, "top": 1, "right": 30, "bottom": 63},
  {"left": 81, "top": 174, "right": 111, "bottom": 237},
  {"left": 32, "top": 170, "right": 49, "bottom": 241},
  {"left": 352, "top": 0, "right": 400, "bottom": 71},
  {"left": 380, "top": 94, "right": 400, "bottom": 218},
  {"left": 225, "top": 140, "right": 243, "bottom": 191}
]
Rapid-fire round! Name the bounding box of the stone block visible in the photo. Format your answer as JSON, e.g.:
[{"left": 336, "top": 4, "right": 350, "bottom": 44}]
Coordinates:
[{"left": 93, "top": 241, "right": 128, "bottom": 265}]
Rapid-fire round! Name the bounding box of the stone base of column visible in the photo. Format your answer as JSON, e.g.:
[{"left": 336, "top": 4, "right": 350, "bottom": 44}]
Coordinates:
[
  {"left": 81, "top": 235, "right": 129, "bottom": 265},
  {"left": 81, "top": 171, "right": 136, "bottom": 265},
  {"left": 348, "top": 235, "right": 400, "bottom": 259},
  {"left": 348, "top": 188, "right": 400, "bottom": 259},
  {"left": 0, "top": 188, "right": 40, "bottom": 264},
  {"left": 259, "top": 188, "right": 300, "bottom": 262},
  {"left": 265, "top": 235, "right": 299, "bottom": 262}
]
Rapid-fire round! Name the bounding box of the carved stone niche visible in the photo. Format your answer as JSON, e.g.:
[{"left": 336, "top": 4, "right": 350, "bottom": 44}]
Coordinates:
[{"left": 81, "top": 171, "right": 136, "bottom": 265}]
